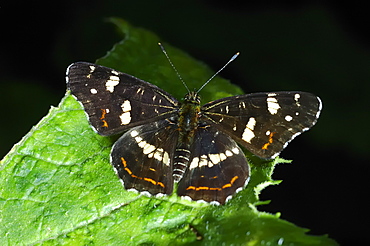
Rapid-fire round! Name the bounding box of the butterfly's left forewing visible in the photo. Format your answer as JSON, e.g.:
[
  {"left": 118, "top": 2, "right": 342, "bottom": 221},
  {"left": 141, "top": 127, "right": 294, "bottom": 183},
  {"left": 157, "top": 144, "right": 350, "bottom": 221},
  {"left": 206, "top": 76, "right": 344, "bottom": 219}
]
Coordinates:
[
  {"left": 67, "top": 62, "right": 178, "bottom": 136},
  {"left": 202, "top": 91, "right": 322, "bottom": 159}
]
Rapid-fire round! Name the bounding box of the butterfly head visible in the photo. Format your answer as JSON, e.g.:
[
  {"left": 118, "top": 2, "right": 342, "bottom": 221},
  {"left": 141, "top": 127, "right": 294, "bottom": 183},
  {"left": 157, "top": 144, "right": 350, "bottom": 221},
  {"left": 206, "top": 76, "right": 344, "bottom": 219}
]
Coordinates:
[{"left": 184, "top": 91, "right": 201, "bottom": 105}]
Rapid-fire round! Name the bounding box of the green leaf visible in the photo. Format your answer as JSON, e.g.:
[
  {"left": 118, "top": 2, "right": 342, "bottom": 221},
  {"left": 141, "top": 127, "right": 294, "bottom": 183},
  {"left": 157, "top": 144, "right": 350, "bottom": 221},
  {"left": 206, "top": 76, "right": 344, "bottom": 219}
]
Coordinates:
[{"left": 0, "top": 18, "right": 337, "bottom": 245}]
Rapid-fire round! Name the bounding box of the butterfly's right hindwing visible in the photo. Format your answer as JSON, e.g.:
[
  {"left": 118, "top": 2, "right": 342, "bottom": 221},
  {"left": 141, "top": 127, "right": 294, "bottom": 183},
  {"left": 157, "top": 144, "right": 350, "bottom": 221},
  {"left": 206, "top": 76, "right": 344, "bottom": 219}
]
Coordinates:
[
  {"left": 66, "top": 62, "right": 179, "bottom": 136},
  {"left": 110, "top": 119, "right": 179, "bottom": 195}
]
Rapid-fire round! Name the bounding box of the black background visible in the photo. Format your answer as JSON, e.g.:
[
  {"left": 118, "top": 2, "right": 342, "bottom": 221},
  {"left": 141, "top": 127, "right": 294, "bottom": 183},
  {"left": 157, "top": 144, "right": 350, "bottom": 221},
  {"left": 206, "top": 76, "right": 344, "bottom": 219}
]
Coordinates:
[{"left": 1, "top": 1, "right": 369, "bottom": 245}]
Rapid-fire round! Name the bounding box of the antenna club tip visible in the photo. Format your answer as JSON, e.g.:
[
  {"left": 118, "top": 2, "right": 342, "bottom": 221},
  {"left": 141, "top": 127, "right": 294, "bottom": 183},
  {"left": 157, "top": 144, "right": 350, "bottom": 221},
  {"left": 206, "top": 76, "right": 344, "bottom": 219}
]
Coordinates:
[
  {"left": 230, "top": 52, "right": 240, "bottom": 61},
  {"left": 158, "top": 42, "right": 166, "bottom": 51}
]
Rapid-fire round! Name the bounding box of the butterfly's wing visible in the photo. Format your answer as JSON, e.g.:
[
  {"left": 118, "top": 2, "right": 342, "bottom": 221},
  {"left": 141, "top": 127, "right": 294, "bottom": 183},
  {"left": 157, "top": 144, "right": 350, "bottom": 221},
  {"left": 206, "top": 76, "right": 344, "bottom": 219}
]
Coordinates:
[
  {"left": 111, "top": 119, "right": 179, "bottom": 196},
  {"left": 66, "top": 62, "right": 178, "bottom": 136},
  {"left": 202, "top": 91, "right": 322, "bottom": 159},
  {"left": 177, "top": 126, "right": 250, "bottom": 205}
]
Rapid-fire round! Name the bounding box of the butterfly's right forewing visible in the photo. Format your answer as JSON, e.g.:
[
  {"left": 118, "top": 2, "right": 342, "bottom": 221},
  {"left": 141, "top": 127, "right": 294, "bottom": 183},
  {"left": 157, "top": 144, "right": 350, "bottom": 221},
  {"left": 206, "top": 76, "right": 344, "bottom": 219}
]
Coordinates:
[{"left": 66, "top": 62, "right": 179, "bottom": 136}]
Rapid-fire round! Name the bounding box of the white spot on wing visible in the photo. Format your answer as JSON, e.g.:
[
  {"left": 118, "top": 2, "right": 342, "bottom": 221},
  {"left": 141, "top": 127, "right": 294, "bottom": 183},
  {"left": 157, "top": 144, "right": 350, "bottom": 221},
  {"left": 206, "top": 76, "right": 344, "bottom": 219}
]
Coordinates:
[
  {"left": 152, "top": 148, "right": 164, "bottom": 160},
  {"left": 136, "top": 87, "right": 145, "bottom": 95},
  {"left": 208, "top": 154, "right": 221, "bottom": 166},
  {"left": 225, "top": 150, "right": 233, "bottom": 157},
  {"left": 285, "top": 115, "right": 293, "bottom": 121},
  {"left": 219, "top": 153, "right": 227, "bottom": 161},
  {"left": 188, "top": 146, "right": 243, "bottom": 170},
  {"left": 106, "top": 75, "right": 120, "bottom": 92},
  {"left": 189, "top": 157, "right": 199, "bottom": 169},
  {"left": 119, "top": 100, "right": 132, "bottom": 125},
  {"left": 143, "top": 143, "right": 156, "bottom": 155},
  {"left": 209, "top": 200, "right": 221, "bottom": 206},
  {"left": 119, "top": 112, "right": 131, "bottom": 125},
  {"left": 111, "top": 70, "right": 119, "bottom": 75},
  {"left": 232, "top": 124, "right": 237, "bottom": 131},
  {"left": 198, "top": 155, "right": 208, "bottom": 168},
  {"left": 89, "top": 65, "right": 96, "bottom": 73},
  {"left": 131, "top": 130, "right": 139, "bottom": 137},
  {"left": 294, "top": 93, "right": 301, "bottom": 106},
  {"left": 86, "top": 65, "right": 96, "bottom": 79},
  {"left": 133, "top": 132, "right": 170, "bottom": 166},
  {"left": 121, "top": 100, "right": 131, "bottom": 112},
  {"left": 231, "top": 147, "right": 239, "bottom": 154},
  {"left": 267, "top": 97, "right": 280, "bottom": 115},
  {"left": 242, "top": 117, "right": 256, "bottom": 143},
  {"left": 163, "top": 152, "right": 170, "bottom": 166}
]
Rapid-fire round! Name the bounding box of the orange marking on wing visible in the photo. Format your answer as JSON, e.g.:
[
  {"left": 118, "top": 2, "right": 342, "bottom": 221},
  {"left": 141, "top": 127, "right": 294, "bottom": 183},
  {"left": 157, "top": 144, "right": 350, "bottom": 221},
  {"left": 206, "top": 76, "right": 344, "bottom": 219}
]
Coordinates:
[
  {"left": 262, "top": 132, "right": 276, "bottom": 150},
  {"left": 120, "top": 157, "right": 165, "bottom": 188},
  {"left": 143, "top": 178, "right": 165, "bottom": 187},
  {"left": 230, "top": 176, "right": 238, "bottom": 184},
  {"left": 222, "top": 176, "right": 239, "bottom": 189},
  {"left": 120, "top": 157, "right": 132, "bottom": 175},
  {"left": 100, "top": 108, "right": 109, "bottom": 127},
  {"left": 186, "top": 176, "right": 239, "bottom": 191},
  {"left": 186, "top": 186, "right": 221, "bottom": 191}
]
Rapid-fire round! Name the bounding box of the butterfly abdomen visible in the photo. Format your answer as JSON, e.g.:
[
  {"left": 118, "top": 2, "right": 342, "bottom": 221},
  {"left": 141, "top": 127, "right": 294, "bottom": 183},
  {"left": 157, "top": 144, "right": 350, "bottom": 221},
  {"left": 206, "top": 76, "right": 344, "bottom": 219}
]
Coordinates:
[
  {"left": 173, "top": 147, "right": 191, "bottom": 182},
  {"left": 173, "top": 92, "right": 201, "bottom": 182}
]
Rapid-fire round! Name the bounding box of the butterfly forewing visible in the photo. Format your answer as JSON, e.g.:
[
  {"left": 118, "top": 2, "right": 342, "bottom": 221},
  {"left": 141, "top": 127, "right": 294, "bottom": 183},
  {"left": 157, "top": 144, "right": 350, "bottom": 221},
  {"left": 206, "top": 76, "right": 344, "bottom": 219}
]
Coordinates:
[
  {"left": 177, "top": 126, "right": 250, "bottom": 204},
  {"left": 202, "top": 91, "right": 322, "bottom": 158},
  {"left": 67, "top": 62, "right": 178, "bottom": 136},
  {"left": 110, "top": 119, "right": 179, "bottom": 195}
]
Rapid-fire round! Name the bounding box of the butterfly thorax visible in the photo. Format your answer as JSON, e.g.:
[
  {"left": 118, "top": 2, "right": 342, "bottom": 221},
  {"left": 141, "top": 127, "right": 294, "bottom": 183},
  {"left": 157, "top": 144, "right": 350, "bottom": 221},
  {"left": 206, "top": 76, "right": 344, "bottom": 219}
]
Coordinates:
[
  {"left": 178, "top": 91, "right": 201, "bottom": 132},
  {"left": 173, "top": 91, "right": 201, "bottom": 182}
]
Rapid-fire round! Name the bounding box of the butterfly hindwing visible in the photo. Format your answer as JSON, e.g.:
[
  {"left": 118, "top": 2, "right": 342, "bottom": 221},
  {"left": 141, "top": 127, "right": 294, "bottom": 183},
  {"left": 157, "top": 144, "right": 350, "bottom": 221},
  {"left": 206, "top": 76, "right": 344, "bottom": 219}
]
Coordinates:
[
  {"left": 110, "top": 119, "right": 179, "bottom": 196},
  {"left": 67, "top": 62, "right": 178, "bottom": 136},
  {"left": 202, "top": 91, "right": 322, "bottom": 158},
  {"left": 177, "top": 126, "right": 250, "bottom": 204}
]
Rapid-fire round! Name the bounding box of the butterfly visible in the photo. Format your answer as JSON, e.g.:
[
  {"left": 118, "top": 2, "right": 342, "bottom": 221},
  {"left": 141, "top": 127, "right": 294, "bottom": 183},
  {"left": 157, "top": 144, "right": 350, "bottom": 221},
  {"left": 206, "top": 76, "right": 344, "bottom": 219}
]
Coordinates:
[{"left": 66, "top": 51, "right": 321, "bottom": 205}]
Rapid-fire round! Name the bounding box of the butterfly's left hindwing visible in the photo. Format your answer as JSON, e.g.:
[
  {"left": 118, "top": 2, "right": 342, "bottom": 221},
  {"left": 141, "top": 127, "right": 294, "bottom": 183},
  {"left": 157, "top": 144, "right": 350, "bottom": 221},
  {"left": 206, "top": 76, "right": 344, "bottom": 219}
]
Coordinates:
[
  {"left": 202, "top": 91, "right": 322, "bottom": 159},
  {"left": 67, "top": 62, "right": 178, "bottom": 136},
  {"left": 177, "top": 126, "right": 250, "bottom": 204}
]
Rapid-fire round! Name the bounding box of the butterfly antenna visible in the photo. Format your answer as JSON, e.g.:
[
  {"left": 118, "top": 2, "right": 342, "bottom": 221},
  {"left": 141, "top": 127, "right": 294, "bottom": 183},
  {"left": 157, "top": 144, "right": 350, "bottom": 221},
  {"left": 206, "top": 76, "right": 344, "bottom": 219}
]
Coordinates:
[
  {"left": 196, "top": 52, "right": 239, "bottom": 93},
  {"left": 158, "top": 42, "right": 190, "bottom": 93}
]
